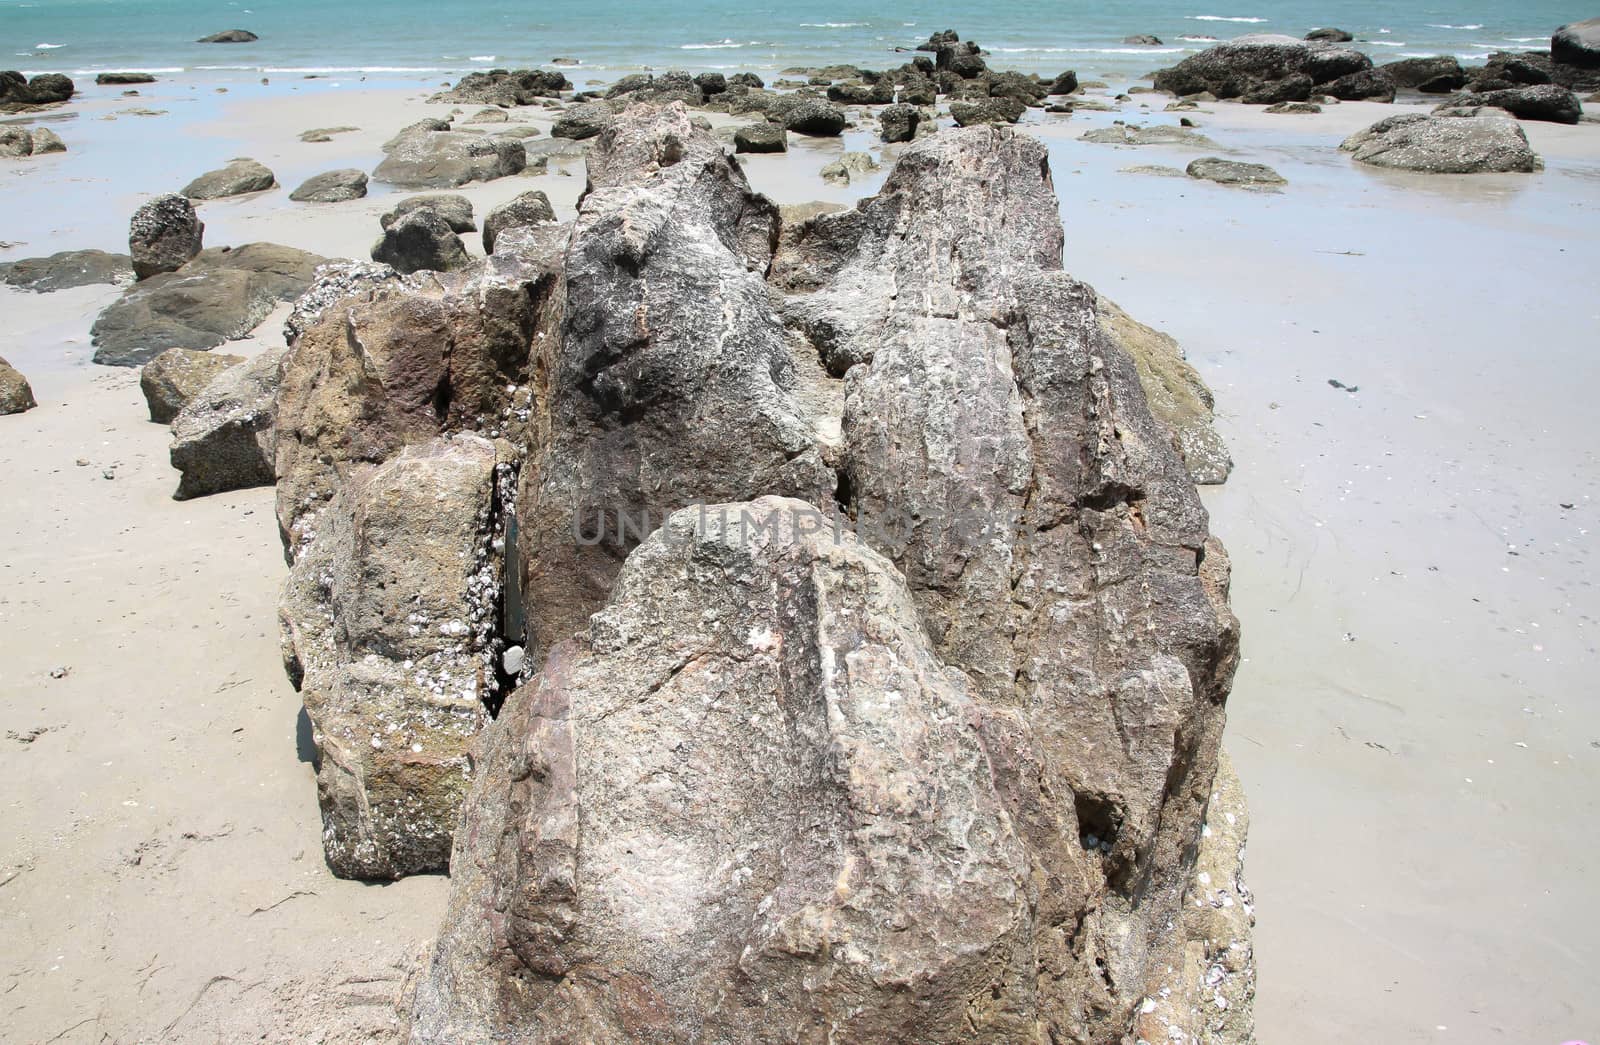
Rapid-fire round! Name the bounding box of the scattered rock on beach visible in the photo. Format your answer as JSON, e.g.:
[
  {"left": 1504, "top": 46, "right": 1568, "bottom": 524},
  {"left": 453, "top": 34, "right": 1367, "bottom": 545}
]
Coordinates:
[
  {"left": 289, "top": 168, "right": 369, "bottom": 203},
  {"left": 782, "top": 97, "right": 847, "bottom": 136},
  {"left": 381, "top": 194, "right": 475, "bottom": 233},
  {"left": 950, "top": 97, "right": 1025, "bottom": 125},
  {"left": 1120, "top": 163, "right": 1188, "bottom": 177},
  {"left": 370, "top": 209, "right": 471, "bottom": 275},
  {"left": 129, "top": 193, "right": 203, "bottom": 279},
  {"left": 820, "top": 150, "right": 878, "bottom": 185},
  {"left": 96, "top": 72, "right": 156, "bottom": 85},
  {"left": 0, "top": 126, "right": 66, "bottom": 157},
  {"left": 1379, "top": 55, "right": 1468, "bottom": 93},
  {"left": 0, "top": 356, "right": 36, "bottom": 415},
  {"left": 1079, "top": 122, "right": 1218, "bottom": 147},
  {"left": 1341, "top": 112, "right": 1543, "bottom": 173},
  {"left": 373, "top": 121, "right": 526, "bottom": 188},
  {"left": 430, "top": 68, "right": 570, "bottom": 107},
  {"left": 878, "top": 102, "right": 922, "bottom": 142},
  {"left": 462, "top": 107, "right": 511, "bottom": 124},
  {"left": 481, "top": 190, "right": 555, "bottom": 253},
  {"left": 1187, "top": 156, "right": 1288, "bottom": 188},
  {"left": 1152, "top": 34, "right": 1373, "bottom": 102},
  {"left": 0, "top": 249, "right": 133, "bottom": 292},
  {"left": 92, "top": 243, "right": 326, "bottom": 366},
  {"left": 298, "top": 125, "right": 358, "bottom": 142},
  {"left": 168, "top": 348, "right": 284, "bottom": 499},
  {"left": 1552, "top": 17, "right": 1600, "bottom": 69},
  {"left": 1266, "top": 100, "right": 1322, "bottom": 113},
  {"left": 197, "top": 30, "right": 258, "bottom": 43},
  {"left": 1447, "top": 84, "right": 1582, "bottom": 124},
  {"left": 1305, "top": 27, "right": 1353, "bottom": 42},
  {"left": 550, "top": 100, "right": 616, "bottom": 140},
  {"left": 140, "top": 347, "right": 245, "bottom": 423},
  {"left": 733, "top": 121, "right": 787, "bottom": 153},
  {"left": 182, "top": 157, "right": 277, "bottom": 200}
]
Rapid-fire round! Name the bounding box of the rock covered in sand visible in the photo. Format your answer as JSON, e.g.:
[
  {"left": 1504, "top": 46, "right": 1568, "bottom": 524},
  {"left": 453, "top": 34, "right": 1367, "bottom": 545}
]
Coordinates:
[{"left": 129, "top": 193, "right": 204, "bottom": 279}]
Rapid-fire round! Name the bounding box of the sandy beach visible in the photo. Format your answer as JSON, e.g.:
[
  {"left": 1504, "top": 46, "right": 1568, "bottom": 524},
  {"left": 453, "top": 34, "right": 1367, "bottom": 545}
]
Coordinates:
[{"left": 3, "top": 59, "right": 1598, "bottom": 1044}]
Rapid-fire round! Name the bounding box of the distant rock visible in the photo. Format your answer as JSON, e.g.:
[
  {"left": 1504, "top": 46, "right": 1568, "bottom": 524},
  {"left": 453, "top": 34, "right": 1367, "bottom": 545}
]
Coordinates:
[
  {"left": 1450, "top": 84, "right": 1582, "bottom": 123},
  {"left": 197, "top": 30, "right": 258, "bottom": 43},
  {"left": 0, "top": 355, "right": 36, "bottom": 415},
  {"left": 139, "top": 347, "right": 245, "bottom": 423},
  {"left": 461, "top": 106, "right": 510, "bottom": 123},
  {"left": 1124, "top": 34, "right": 1165, "bottom": 45},
  {"left": 1049, "top": 69, "right": 1080, "bottom": 94},
  {"left": 1322, "top": 68, "right": 1396, "bottom": 101},
  {"left": 481, "top": 190, "right": 555, "bottom": 253},
  {"left": 1265, "top": 100, "right": 1322, "bottom": 113},
  {"left": 1153, "top": 34, "right": 1373, "bottom": 102},
  {"left": 372, "top": 122, "right": 526, "bottom": 188},
  {"left": 0, "top": 127, "right": 67, "bottom": 157},
  {"left": 1, "top": 71, "right": 76, "bottom": 111},
  {"left": 820, "top": 151, "right": 878, "bottom": 185},
  {"left": 381, "top": 194, "right": 475, "bottom": 233},
  {"left": 298, "top": 125, "right": 358, "bottom": 142},
  {"left": 0, "top": 249, "right": 133, "bottom": 291},
  {"left": 130, "top": 193, "right": 204, "bottom": 279},
  {"left": 95, "top": 72, "right": 156, "bottom": 85},
  {"left": 370, "top": 209, "right": 470, "bottom": 275},
  {"left": 550, "top": 100, "right": 616, "bottom": 140},
  {"left": 1120, "top": 163, "right": 1188, "bottom": 176},
  {"left": 430, "top": 68, "right": 570, "bottom": 107},
  {"left": 782, "top": 97, "right": 847, "bottom": 136},
  {"left": 169, "top": 348, "right": 284, "bottom": 499},
  {"left": 1187, "top": 156, "right": 1287, "bottom": 187},
  {"left": 733, "top": 121, "right": 787, "bottom": 153},
  {"left": 289, "top": 168, "right": 369, "bottom": 202},
  {"left": 1379, "top": 55, "right": 1468, "bottom": 93},
  {"left": 1304, "top": 27, "right": 1353, "bottom": 42},
  {"left": 91, "top": 243, "right": 326, "bottom": 366},
  {"left": 1341, "top": 112, "right": 1543, "bottom": 173},
  {"left": 1079, "top": 122, "right": 1219, "bottom": 147},
  {"left": 878, "top": 102, "right": 922, "bottom": 142},
  {"left": 1552, "top": 17, "right": 1600, "bottom": 68},
  {"left": 950, "top": 97, "right": 1025, "bottom": 125},
  {"left": 29, "top": 127, "right": 66, "bottom": 153},
  {"left": 182, "top": 157, "right": 277, "bottom": 200}
]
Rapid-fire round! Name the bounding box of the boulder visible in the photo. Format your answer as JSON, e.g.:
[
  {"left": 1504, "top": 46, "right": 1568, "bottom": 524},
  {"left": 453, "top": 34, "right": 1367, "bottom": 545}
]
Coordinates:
[
  {"left": 0, "top": 128, "right": 31, "bottom": 157},
  {"left": 733, "top": 121, "right": 787, "bottom": 153},
  {"left": 1187, "top": 156, "right": 1287, "bottom": 187},
  {"left": 430, "top": 69, "right": 570, "bottom": 107},
  {"left": 1049, "top": 69, "right": 1080, "bottom": 94},
  {"left": 279, "top": 434, "right": 500, "bottom": 878},
  {"left": 96, "top": 72, "right": 156, "bottom": 85},
  {"left": 950, "top": 97, "right": 1026, "bottom": 125},
  {"left": 1322, "top": 68, "right": 1396, "bottom": 102},
  {"left": 730, "top": 71, "right": 765, "bottom": 88},
  {"left": 1305, "top": 27, "right": 1353, "bottom": 42},
  {"left": 462, "top": 107, "right": 510, "bottom": 124},
  {"left": 1379, "top": 55, "right": 1468, "bottom": 93},
  {"left": 1340, "top": 112, "right": 1543, "bottom": 173},
  {"left": 1079, "top": 123, "right": 1219, "bottom": 147},
  {"left": 298, "top": 125, "right": 358, "bottom": 142},
  {"left": 1454, "top": 84, "right": 1582, "bottom": 123},
  {"left": 381, "top": 194, "right": 476, "bottom": 233},
  {"left": 0, "top": 249, "right": 133, "bottom": 292},
  {"left": 551, "top": 100, "right": 616, "bottom": 140},
  {"left": 129, "top": 193, "right": 204, "bottom": 279},
  {"left": 139, "top": 347, "right": 246, "bottom": 423},
  {"left": 168, "top": 348, "right": 284, "bottom": 499},
  {"left": 289, "top": 168, "right": 369, "bottom": 202},
  {"left": 23, "top": 73, "right": 74, "bottom": 103},
  {"left": 1152, "top": 34, "right": 1372, "bottom": 101},
  {"left": 782, "top": 97, "right": 847, "bottom": 136},
  {"left": 819, "top": 151, "right": 878, "bottom": 184},
  {"left": 371, "top": 209, "right": 471, "bottom": 275},
  {"left": 1125, "top": 34, "right": 1165, "bottom": 45},
  {"left": 1470, "top": 50, "right": 1555, "bottom": 89},
  {"left": 0, "top": 355, "right": 36, "bottom": 414},
  {"left": 182, "top": 157, "right": 277, "bottom": 200},
  {"left": 878, "top": 102, "right": 922, "bottom": 142},
  {"left": 695, "top": 72, "right": 727, "bottom": 95},
  {"left": 91, "top": 243, "right": 326, "bottom": 366},
  {"left": 197, "top": 30, "right": 258, "bottom": 43},
  {"left": 481, "top": 190, "right": 555, "bottom": 253},
  {"left": 1553, "top": 17, "right": 1600, "bottom": 68},
  {"left": 373, "top": 124, "right": 526, "bottom": 188}
]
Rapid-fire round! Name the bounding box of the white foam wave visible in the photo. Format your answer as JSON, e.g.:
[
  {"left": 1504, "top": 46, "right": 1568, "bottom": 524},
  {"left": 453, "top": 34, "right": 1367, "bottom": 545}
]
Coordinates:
[
  {"left": 469, "top": 55, "right": 496, "bottom": 61},
  {"left": 34, "top": 42, "right": 64, "bottom": 50},
  {"left": 799, "top": 22, "right": 865, "bottom": 28},
  {"left": 259, "top": 66, "right": 448, "bottom": 73},
  {"left": 70, "top": 66, "right": 185, "bottom": 75},
  {"left": 681, "top": 40, "right": 759, "bottom": 50},
  {"left": 1368, "top": 41, "right": 1406, "bottom": 47},
  {"left": 1190, "top": 15, "right": 1266, "bottom": 23},
  {"left": 1178, "top": 35, "right": 1218, "bottom": 42},
  {"left": 1427, "top": 24, "right": 1483, "bottom": 30},
  {"left": 995, "top": 46, "right": 1187, "bottom": 54}
]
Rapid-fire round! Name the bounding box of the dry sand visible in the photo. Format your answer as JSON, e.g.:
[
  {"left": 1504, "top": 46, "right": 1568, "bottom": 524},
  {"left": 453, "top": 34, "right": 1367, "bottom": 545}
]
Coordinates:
[{"left": 2, "top": 75, "right": 1598, "bottom": 1043}]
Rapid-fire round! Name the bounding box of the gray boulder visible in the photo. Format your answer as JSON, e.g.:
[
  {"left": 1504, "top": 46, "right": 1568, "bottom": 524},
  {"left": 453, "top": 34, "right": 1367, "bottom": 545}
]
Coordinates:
[
  {"left": 1079, "top": 122, "right": 1219, "bottom": 147},
  {"left": 1187, "top": 156, "right": 1288, "bottom": 187},
  {"left": 782, "top": 97, "right": 847, "bottom": 135},
  {"left": 1125, "top": 33, "right": 1165, "bottom": 45},
  {"left": 96, "top": 72, "right": 156, "bottom": 85},
  {"left": 733, "top": 121, "right": 787, "bottom": 153},
  {"left": 430, "top": 68, "right": 570, "bottom": 107},
  {"left": 0, "top": 355, "right": 36, "bottom": 414},
  {"left": 819, "top": 151, "right": 878, "bottom": 185},
  {"left": 481, "top": 190, "right": 555, "bottom": 253},
  {"left": 130, "top": 193, "right": 204, "bottom": 279},
  {"left": 139, "top": 347, "right": 245, "bottom": 423},
  {"left": 289, "top": 168, "right": 369, "bottom": 202},
  {"left": 279, "top": 434, "right": 500, "bottom": 879},
  {"left": 373, "top": 123, "right": 526, "bottom": 188},
  {"left": 1379, "top": 55, "right": 1468, "bottom": 93},
  {"left": 0, "top": 127, "right": 66, "bottom": 157},
  {"left": 1304, "top": 27, "right": 1353, "bottom": 42},
  {"left": 91, "top": 243, "right": 326, "bottom": 366},
  {"left": 878, "top": 102, "right": 922, "bottom": 142},
  {"left": 1553, "top": 17, "right": 1600, "bottom": 68},
  {"left": 381, "top": 194, "right": 476, "bottom": 233},
  {"left": 1153, "top": 34, "right": 1372, "bottom": 100},
  {"left": 182, "top": 157, "right": 276, "bottom": 200},
  {"left": 28, "top": 127, "right": 66, "bottom": 153},
  {"left": 197, "top": 30, "right": 257, "bottom": 43},
  {"left": 168, "top": 349, "right": 284, "bottom": 499},
  {"left": 0, "top": 249, "right": 133, "bottom": 292},
  {"left": 1341, "top": 112, "right": 1543, "bottom": 173},
  {"left": 370, "top": 209, "right": 471, "bottom": 275},
  {"left": 950, "top": 97, "right": 1025, "bottom": 125},
  {"left": 551, "top": 100, "right": 616, "bottom": 140},
  {"left": 1265, "top": 100, "right": 1322, "bottom": 113},
  {"left": 1451, "top": 84, "right": 1582, "bottom": 123}
]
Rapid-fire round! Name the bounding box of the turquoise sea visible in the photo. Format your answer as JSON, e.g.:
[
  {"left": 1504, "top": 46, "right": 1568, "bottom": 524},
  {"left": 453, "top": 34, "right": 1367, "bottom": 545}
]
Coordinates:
[{"left": 2, "top": 0, "right": 1590, "bottom": 84}]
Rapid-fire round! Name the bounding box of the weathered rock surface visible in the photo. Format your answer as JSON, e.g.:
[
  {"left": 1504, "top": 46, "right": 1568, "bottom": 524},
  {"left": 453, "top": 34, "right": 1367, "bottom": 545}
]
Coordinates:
[
  {"left": 373, "top": 123, "right": 526, "bottom": 188},
  {"left": 182, "top": 157, "right": 277, "bottom": 200},
  {"left": 139, "top": 347, "right": 245, "bottom": 423},
  {"left": 481, "top": 189, "right": 555, "bottom": 253},
  {"left": 551, "top": 100, "right": 617, "bottom": 140},
  {"left": 819, "top": 150, "right": 878, "bottom": 184},
  {"left": 733, "top": 121, "right": 786, "bottom": 153},
  {"left": 279, "top": 434, "right": 500, "bottom": 879},
  {"left": 782, "top": 97, "right": 847, "bottom": 135},
  {"left": 1153, "top": 34, "right": 1373, "bottom": 101},
  {"left": 1452, "top": 83, "right": 1582, "bottom": 123},
  {"left": 289, "top": 168, "right": 369, "bottom": 202},
  {"left": 0, "top": 249, "right": 133, "bottom": 291},
  {"left": 169, "top": 348, "right": 284, "bottom": 499},
  {"left": 381, "top": 194, "right": 476, "bottom": 233},
  {"left": 410, "top": 112, "right": 1248, "bottom": 1045},
  {"left": 0, "top": 126, "right": 66, "bottom": 156},
  {"left": 0, "top": 72, "right": 74, "bottom": 111},
  {"left": 1553, "top": 17, "right": 1600, "bottom": 69},
  {"left": 129, "top": 193, "right": 204, "bottom": 279},
  {"left": 1099, "top": 298, "right": 1232, "bottom": 484},
  {"left": 1079, "top": 122, "right": 1219, "bottom": 147},
  {"left": 879, "top": 102, "right": 923, "bottom": 142},
  {"left": 1187, "top": 156, "right": 1287, "bottom": 187},
  {"left": 370, "top": 209, "right": 470, "bottom": 275},
  {"left": 950, "top": 96, "right": 1025, "bottom": 125},
  {"left": 430, "top": 68, "right": 570, "bottom": 107},
  {"left": 1305, "top": 27, "right": 1353, "bottom": 42},
  {"left": 197, "top": 29, "right": 258, "bottom": 43},
  {"left": 1265, "top": 100, "right": 1322, "bottom": 113},
  {"left": 91, "top": 243, "right": 326, "bottom": 366},
  {"left": 96, "top": 72, "right": 156, "bottom": 85},
  {"left": 1341, "top": 112, "right": 1543, "bottom": 173},
  {"left": 0, "top": 355, "right": 36, "bottom": 414},
  {"left": 1379, "top": 55, "right": 1468, "bottom": 93}
]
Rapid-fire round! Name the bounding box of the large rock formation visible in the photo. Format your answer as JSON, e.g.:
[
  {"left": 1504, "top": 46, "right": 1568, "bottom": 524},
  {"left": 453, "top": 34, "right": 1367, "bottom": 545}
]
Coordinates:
[
  {"left": 1153, "top": 34, "right": 1378, "bottom": 101},
  {"left": 1341, "top": 112, "right": 1544, "bottom": 173},
  {"left": 404, "top": 110, "right": 1249, "bottom": 1044},
  {"left": 1553, "top": 17, "right": 1600, "bottom": 69}
]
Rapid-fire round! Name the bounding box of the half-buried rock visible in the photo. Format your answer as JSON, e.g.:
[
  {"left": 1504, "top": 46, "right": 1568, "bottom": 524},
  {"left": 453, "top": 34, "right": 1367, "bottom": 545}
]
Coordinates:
[
  {"left": 140, "top": 347, "right": 245, "bottom": 423},
  {"left": 169, "top": 348, "right": 284, "bottom": 499},
  {"left": 370, "top": 209, "right": 470, "bottom": 275},
  {"left": 0, "top": 355, "right": 37, "bottom": 414},
  {"left": 182, "top": 157, "right": 277, "bottom": 200},
  {"left": 0, "top": 249, "right": 133, "bottom": 291},
  {"left": 279, "top": 434, "right": 500, "bottom": 879},
  {"left": 289, "top": 168, "right": 369, "bottom": 203},
  {"left": 1341, "top": 112, "right": 1544, "bottom": 173}
]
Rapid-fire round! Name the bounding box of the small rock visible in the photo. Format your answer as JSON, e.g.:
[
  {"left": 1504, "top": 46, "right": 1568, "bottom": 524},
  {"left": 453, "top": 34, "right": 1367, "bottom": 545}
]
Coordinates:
[
  {"left": 140, "top": 347, "right": 246, "bottom": 423},
  {"left": 371, "top": 209, "right": 471, "bottom": 275},
  {"left": 481, "top": 190, "right": 555, "bottom": 253},
  {"left": 733, "top": 122, "right": 787, "bottom": 153},
  {"left": 381, "top": 194, "right": 476, "bottom": 233},
  {"left": 129, "top": 193, "right": 204, "bottom": 280},
  {"left": 197, "top": 30, "right": 258, "bottom": 43},
  {"left": 1186, "top": 156, "right": 1287, "bottom": 187},
  {"left": 182, "top": 158, "right": 277, "bottom": 200},
  {"left": 289, "top": 168, "right": 369, "bottom": 203},
  {"left": 0, "top": 355, "right": 37, "bottom": 414}
]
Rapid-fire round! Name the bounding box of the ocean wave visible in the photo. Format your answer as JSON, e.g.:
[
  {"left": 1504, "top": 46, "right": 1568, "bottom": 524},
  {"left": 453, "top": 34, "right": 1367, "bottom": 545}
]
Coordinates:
[
  {"left": 799, "top": 22, "right": 865, "bottom": 28},
  {"left": 34, "top": 42, "right": 64, "bottom": 50},
  {"left": 69, "top": 66, "right": 186, "bottom": 75},
  {"left": 1427, "top": 24, "right": 1483, "bottom": 30},
  {"left": 993, "top": 46, "right": 1187, "bottom": 55},
  {"left": 1505, "top": 37, "right": 1543, "bottom": 43},
  {"left": 1368, "top": 41, "right": 1406, "bottom": 47},
  {"left": 1189, "top": 15, "right": 1266, "bottom": 23},
  {"left": 258, "top": 66, "right": 449, "bottom": 73},
  {"left": 681, "top": 40, "right": 769, "bottom": 49},
  {"left": 1178, "top": 35, "right": 1218, "bottom": 42},
  {"left": 469, "top": 55, "right": 496, "bottom": 61}
]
